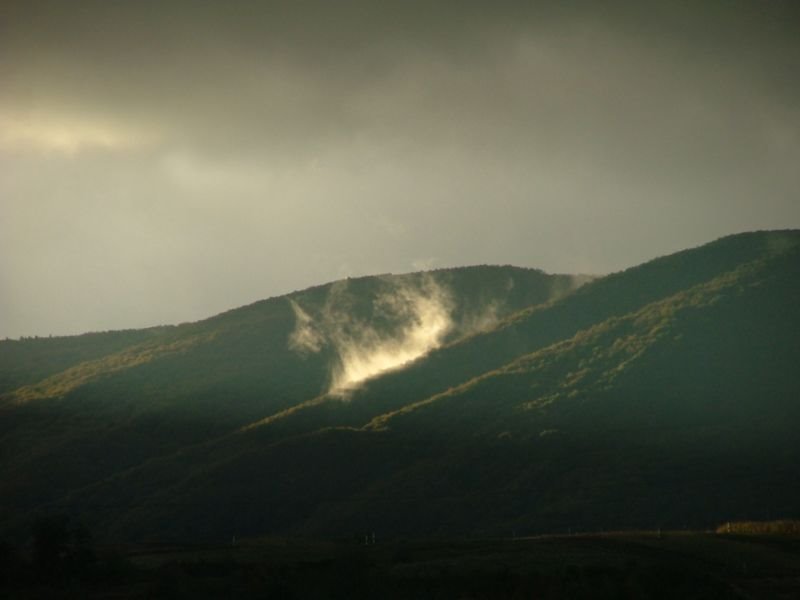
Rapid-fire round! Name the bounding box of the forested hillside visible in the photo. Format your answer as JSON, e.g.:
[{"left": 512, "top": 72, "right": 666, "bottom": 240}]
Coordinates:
[
  {"left": 1, "top": 231, "right": 798, "bottom": 543},
  {"left": 0, "top": 266, "right": 575, "bottom": 539}
]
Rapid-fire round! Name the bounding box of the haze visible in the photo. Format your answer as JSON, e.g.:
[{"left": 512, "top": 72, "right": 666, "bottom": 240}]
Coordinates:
[
  {"left": 289, "top": 276, "right": 455, "bottom": 393},
  {"left": 2, "top": 1, "right": 799, "bottom": 339}
]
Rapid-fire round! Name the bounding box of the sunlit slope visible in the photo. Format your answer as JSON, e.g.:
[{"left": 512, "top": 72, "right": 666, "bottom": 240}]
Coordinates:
[
  {"left": 238, "top": 230, "right": 799, "bottom": 440},
  {"left": 0, "top": 327, "right": 173, "bottom": 395},
  {"left": 180, "top": 234, "right": 800, "bottom": 537},
  {"left": 367, "top": 236, "right": 800, "bottom": 436},
  {"left": 351, "top": 229, "right": 799, "bottom": 411},
  {"left": 325, "top": 236, "right": 800, "bottom": 535},
  {"left": 37, "top": 230, "right": 800, "bottom": 542},
  {"left": 2, "top": 266, "right": 569, "bottom": 411},
  {"left": 0, "top": 266, "right": 569, "bottom": 522}
]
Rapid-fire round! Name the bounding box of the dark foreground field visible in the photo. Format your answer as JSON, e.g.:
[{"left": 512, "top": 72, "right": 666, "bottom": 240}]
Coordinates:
[{"left": 4, "top": 529, "right": 800, "bottom": 599}]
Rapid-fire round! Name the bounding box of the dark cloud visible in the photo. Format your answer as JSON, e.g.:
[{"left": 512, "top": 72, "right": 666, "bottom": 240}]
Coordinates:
[{"left": 2, "top": 1, "right": 799, "bottom": 337}]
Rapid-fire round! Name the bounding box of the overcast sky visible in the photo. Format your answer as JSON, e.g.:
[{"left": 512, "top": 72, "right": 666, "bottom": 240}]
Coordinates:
[{"left": 2, "top": 1, "right": 799, "bottom": 338}]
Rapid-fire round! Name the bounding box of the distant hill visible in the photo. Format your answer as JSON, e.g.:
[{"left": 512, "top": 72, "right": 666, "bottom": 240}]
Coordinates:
[
  {"left": 1, "top": 231, "right": 798, "bottom": 543},
  {"left": 0, "top": 265, "right": 576, "bottom": 538}
]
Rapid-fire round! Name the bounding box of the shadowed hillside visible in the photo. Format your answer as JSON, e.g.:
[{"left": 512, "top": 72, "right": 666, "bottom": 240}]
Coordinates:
[
  {"left": 1, "top": 231, "right": 798, "bottom": 544},
  {"left": 0, "top": 266, "right": 575, "bottom": 538}
]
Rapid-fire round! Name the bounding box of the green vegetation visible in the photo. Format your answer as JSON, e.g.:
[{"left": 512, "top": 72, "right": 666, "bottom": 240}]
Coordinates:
[
  {"left": 0, "top": 327, "right": 173, "bottom": 395},
  {"left": 8, "top": 331, "right": 218, "bottom": 404},
  {"left": 0, "top": 231, "right": 798, "bottom": 547},
  {"left": 0, "top": 266, "right": 573, "bottom": 539}
]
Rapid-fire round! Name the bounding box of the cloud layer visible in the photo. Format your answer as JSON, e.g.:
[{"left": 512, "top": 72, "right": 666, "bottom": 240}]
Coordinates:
[{"left": 2, "top": 1, "right": 799, "bottom": 337}]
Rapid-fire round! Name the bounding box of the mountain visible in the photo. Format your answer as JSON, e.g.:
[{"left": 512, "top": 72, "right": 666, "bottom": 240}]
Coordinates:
[
  {"left": 0, "top": 266, "right": 576, "bottom": 535},
  {"left": 1, "top": 231, "right": 798, "bottom": 543}
]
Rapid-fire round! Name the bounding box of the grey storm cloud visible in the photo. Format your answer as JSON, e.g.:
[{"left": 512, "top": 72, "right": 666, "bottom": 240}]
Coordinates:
[{"left": 1, "top": 1, "right": 799, "bottom": 338}]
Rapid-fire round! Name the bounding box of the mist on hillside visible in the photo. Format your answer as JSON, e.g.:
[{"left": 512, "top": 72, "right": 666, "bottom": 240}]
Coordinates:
[
  {"left": 286, "top": 269, "right": 592, "bottom": 394},
  {"left": 289, "top": 276, "right": 454, "bottom": 393}
]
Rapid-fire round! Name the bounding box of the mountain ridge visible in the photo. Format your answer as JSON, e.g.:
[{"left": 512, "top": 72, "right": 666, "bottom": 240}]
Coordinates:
[{"left": 1, "top": 230, "right": 798, "bottom": 542}]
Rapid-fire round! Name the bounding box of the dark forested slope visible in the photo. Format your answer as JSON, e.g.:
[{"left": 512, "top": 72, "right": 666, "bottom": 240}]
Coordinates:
[
  {"left": 0, "top": 266, "right": 573, "bottom": 535},
  {"left": 1, "top": 231, "right": 798, "bottom": 542}
]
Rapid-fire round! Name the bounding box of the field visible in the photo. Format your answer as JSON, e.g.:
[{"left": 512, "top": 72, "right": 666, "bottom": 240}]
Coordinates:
[{"left": 5, "top": 528, "right": 800, "bottom": 598}]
